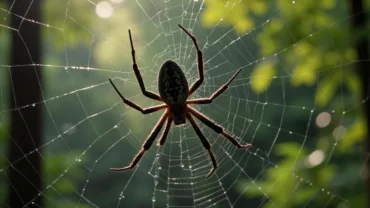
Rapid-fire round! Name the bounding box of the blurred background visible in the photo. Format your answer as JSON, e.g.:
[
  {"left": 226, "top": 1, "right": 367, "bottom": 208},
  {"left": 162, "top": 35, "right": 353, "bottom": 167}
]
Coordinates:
[{"left": 0, "top": 0, "right": 369, "bottom": 207}]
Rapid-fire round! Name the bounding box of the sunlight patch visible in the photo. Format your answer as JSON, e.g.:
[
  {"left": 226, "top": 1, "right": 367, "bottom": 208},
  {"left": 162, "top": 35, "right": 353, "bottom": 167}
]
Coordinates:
[{"left": 96, "top": 1, "right": 113, "bottom": 19}]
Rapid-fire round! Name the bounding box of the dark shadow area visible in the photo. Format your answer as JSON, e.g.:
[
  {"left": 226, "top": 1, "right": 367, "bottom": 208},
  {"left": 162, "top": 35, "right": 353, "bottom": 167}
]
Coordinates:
[{"left": 6, "top": 0, "right": 43, "bottom": 207}]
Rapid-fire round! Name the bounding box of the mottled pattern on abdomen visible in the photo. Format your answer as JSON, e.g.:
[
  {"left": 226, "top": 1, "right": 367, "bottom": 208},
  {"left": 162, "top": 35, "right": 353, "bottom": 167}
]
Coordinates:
[{"left": 158, "top": 60, "right": 189, "bottom": 105}]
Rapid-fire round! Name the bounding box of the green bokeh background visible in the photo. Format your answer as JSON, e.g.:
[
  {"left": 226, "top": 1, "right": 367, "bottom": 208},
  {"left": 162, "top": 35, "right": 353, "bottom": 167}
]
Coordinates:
[{"left": 0, "top": 0, "right": 368, "bottom": 207}]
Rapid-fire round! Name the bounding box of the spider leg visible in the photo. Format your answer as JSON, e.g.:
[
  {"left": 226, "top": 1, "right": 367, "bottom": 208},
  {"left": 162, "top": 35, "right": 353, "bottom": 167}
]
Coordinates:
[
  {"left": 178, "top": 24, "right": 204, "bottom": 96},
  {"left": 186, "top": 112, "right": 217, "bottom": 178},
  {"left": 157, "top": 116, "right": 173, "bottom": 146},
  {"left": 128, "top": 29, "right": 162, "bottom": 101},
  {"left": 188, "top": 106, "right": 251, "bottom": 149},
  {"left": 109, "top": 79, "right": 167, "bottom": 114},
  {"left": 187, "top": 68, "right": 243, "bottom": 105},
  {"left": 111, "top": 110, "right": 168, "bottom": 171}
]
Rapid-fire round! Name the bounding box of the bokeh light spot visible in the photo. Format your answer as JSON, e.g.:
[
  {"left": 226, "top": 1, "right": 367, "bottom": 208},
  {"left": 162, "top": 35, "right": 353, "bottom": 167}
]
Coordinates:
[
  {"left": 96, "top": 1, "right": 113, "bottom": 19},
  {"left": 110, "top": 0, "right": 124, "bottom": 4},
  {"left": 316, "top": 112, "right": 331, "bottom": 128},
  {"left": 333, "top": 125, "right": 346, "bottom": 141},
  {"left": 306, "top": 150, "right": 325, "bottom": 167}
]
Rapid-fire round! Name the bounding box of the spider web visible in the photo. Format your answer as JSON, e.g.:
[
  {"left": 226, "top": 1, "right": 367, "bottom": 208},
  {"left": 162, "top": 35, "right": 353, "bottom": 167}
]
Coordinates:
[{"left": 0, "top": 0, "right": 368, "bottom": 207}]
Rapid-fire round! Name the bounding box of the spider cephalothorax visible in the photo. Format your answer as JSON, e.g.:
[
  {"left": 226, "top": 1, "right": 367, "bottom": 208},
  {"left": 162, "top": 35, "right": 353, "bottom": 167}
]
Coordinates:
[{"left": 109, "top": 24, "right": 251, "bottom": 178}]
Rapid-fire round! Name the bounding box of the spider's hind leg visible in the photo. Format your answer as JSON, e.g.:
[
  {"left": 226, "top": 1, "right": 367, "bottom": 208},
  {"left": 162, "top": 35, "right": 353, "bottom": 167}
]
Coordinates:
[
  {"left": 186, "top": 112, "right": 218, "bottom": 178},
  {"left": 188, "top": 107, "right": 251, "bottom": 149},
  {"left": 111, "top": 111, "right": 168, "bottom": 171},
  {"left": 157, "top": 116, "right": 173, "bottom": 146},
  {"left": 110, "top": 148, "right": 145, "bottom": 171}
]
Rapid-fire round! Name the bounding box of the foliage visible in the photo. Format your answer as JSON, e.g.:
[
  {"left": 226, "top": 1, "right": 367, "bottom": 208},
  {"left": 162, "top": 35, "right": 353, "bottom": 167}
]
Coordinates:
[
  {"left": 201, "top": 0, "right": 267, "bottom": 33},
  {"left": 202, "top": 0, "right": 367, "bottom": 207},
  {"left": 237, "top": 143, "right": 334, "bottom": 207},
  {"left": 202, "top": 0, "right": 359, "bottom": 106},
  {"left": 43, "top": 0, "right": 94, "bottom": 49},
  {"left": 0, "top": 1, "right": 92, "bottom": 207},
  {"left": 41, "top": 1, "right": 163, "bottom": 207},
  {"left": 43, "top": 152, "right": 86, "bottom": 208},
  {"left": 0, "top": 122, "right": 84, "bottom": 207}
]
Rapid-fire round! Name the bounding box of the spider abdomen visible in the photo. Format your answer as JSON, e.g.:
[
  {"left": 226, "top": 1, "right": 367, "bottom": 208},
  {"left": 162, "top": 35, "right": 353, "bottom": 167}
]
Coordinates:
[{"left": 158, "top": 60, "right": 189, "bottom": 105}]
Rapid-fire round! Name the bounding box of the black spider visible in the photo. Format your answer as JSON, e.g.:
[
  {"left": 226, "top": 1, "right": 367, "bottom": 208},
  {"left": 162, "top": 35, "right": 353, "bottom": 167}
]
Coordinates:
[{"left": 109, "top": 24, "right": 251, "bottom": 178}]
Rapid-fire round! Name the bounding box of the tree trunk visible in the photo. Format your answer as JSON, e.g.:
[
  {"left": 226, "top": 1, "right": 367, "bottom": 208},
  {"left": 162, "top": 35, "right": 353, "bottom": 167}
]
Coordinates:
[
  {"left": 6, "top": 0, "right": 43, "bottom": 207},
  {"left": 348, "top": 0, "right": 370, "bottom": 206}
]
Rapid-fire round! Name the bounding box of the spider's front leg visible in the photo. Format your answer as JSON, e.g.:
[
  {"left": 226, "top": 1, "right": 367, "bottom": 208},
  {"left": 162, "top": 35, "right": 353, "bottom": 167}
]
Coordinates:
[
  {"left": 187, "top": 68, "right": 243, "bottom": 105},
  {"left": 109, "top": 79, "right": 166, "bottom": 114},
  {"left": 178, "top": 24, "right": 204, "bottom": 96},
  {"left": 110, "top": 110, "right": 168, "bottom": 171},
  {"left": 128, "top": 29, "right": 162, "bottom": 101}
]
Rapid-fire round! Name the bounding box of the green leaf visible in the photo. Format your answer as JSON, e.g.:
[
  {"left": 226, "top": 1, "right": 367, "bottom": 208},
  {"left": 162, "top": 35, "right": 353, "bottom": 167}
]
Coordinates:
[
  {"left": 345, "top": 73, "right": 361, "bottom": 97},
  {"left": 55, "top": 178, "right": 76, "bottom": 193},
  {"left": 291, "top": 53, "right": 320, "bottom": 87},
  {"left": 250, "top": 1, "right": 267, "bottom": 15},
  {"left": 315, "top": 74, "right": 340, "bottom": 107},
  {"left": 295, "top": 187, "right": 316, "bottom": 204},
  {"left": 250, "top": 62, "right": 276, "bottom": 93},
  {"left": 201, "top": 0, "right": 255, "bottom": 33},
  {"left": 320, "top": 0, "right": 336, "bottom": 9},
  {"left": 275, "top": 142, "right": 306, "bottom": 157},
  {"left": 237, "top": 180, "right": 264, "bottom": 197},
  {"left": 337, "top": 116, "right": 366, "bottom": 152},
  {"left": 317, "top": 165, "right": 334, "bottom": 185}
]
